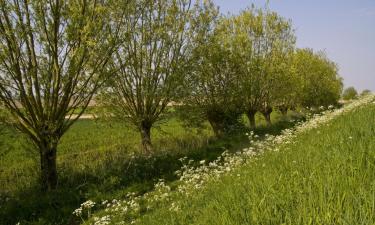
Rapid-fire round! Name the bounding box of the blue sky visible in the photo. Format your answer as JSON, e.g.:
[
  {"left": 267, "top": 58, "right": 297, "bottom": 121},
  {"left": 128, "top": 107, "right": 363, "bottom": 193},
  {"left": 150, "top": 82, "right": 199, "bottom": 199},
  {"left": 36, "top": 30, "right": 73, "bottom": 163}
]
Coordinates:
[{"left": 213, "top": 0, "right": 375, "bottom": 92}]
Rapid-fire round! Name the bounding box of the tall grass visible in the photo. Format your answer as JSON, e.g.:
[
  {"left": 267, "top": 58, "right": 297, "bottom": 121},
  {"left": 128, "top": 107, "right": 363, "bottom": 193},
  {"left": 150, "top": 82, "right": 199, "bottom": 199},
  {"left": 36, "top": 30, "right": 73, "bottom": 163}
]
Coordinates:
[
  {"left": 0, "top": 109, "right": 296, "bottom": 224},
  {"left": 138, "top": 101, "right": 375, "bottom": 224}
]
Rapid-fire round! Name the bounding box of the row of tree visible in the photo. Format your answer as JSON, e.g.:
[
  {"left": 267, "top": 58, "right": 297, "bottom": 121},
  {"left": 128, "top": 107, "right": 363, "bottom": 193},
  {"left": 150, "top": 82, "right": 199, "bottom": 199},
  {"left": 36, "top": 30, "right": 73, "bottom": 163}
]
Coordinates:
[
  {"left": 342, "top": 87, "right": 371, "bottom": 100},
  {"left": 0, "top": 0, "right": 342, "bottom": 191}
]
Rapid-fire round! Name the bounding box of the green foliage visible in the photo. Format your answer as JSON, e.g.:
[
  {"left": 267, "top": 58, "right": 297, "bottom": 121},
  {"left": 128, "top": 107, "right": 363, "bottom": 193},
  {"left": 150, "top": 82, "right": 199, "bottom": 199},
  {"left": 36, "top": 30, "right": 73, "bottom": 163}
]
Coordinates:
[
  {"left": 0, "top": 0, "right": 120, "bottom": 191},
  {"left": 180, "top": 1, "right": 244, "bottom": 136},
  {"left": 294, "top": 49, "right": 343, "bottom": 108},
  {"left": 244, "top": 8, "right": 296, "bottom": 115},
  {"left": 343, "top": 86, "right": 359, "bottom": 100},
  {"left": 360, "top": 89, "right": 372, "bottom": 96},
  {"left": 181, "top": 4, "right": 299, "bottom": 133},
  {"left": 222, "top": 7, "right": 297, "bottom": 118},
  {"left": 98, "top": 0, "right": 194, "bottom": 152}
]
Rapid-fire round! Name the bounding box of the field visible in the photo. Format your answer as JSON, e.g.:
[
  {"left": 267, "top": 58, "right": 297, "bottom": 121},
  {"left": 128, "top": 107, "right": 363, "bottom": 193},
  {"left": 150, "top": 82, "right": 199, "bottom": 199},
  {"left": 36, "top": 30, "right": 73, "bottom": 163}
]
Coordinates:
[
  {"left": 1, "top": 97, "right": 374, "bottom": 225},
  {"left": 0, "top": 109, "right": 299, "bottom": 224}
]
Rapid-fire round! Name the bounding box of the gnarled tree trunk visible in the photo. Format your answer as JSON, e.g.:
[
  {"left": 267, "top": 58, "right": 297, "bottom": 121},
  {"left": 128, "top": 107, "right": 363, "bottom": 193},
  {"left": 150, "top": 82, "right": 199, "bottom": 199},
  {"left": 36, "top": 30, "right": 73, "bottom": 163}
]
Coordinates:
[
  {"left": 246, "top": 109, "right": 257, "bottom": 129},
  {"left": 39, "top": 143, "right": 58, "bottom": 191},
  {"left": 206, "top": 109, "right": 227, "bottom": 138},
  {"left": 260, "top": 106, "right": 273, "bottom": 126},
  {"left": 278, "top": 105, "right": 288, "bottom": 116},
  {"left": 140, "top": 121, "right": 153, "bottom": 154},
  {"left": 208, "top": 118, "right": 225, "bottom": 138}
]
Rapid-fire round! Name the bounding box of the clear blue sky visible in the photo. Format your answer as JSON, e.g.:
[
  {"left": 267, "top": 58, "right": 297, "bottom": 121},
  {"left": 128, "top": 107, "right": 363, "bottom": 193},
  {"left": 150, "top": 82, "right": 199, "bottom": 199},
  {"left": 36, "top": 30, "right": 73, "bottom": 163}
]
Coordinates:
[{"left": 213, "top": 0, "right": 375, "bottom": 92}]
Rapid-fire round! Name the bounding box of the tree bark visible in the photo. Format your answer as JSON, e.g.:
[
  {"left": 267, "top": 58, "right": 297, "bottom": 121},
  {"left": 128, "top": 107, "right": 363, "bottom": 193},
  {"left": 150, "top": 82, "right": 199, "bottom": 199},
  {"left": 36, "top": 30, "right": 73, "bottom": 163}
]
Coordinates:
[
  {"left": 246, "top": 110, "right": 257, "bottom": 129},
  {"left": 263, "top": 113, "right": 272, "bottom": 126},
  {"left": 40, "top": 146, "right": 58, "bottom": 191},
  {"left": 140, "top": 122, "right": 153, "bottom": 154},
  {"left": 279, "top": 106, "right": 288, "bottom": 116},
  {"left": 261, "top": 107, "right": 273, "bottom": 126},
  {"left": 206, "top": 109, "right": 226, "bottom": 138},
  {"left": 208, "top": 119, "right": 223, "bottom": 137}
]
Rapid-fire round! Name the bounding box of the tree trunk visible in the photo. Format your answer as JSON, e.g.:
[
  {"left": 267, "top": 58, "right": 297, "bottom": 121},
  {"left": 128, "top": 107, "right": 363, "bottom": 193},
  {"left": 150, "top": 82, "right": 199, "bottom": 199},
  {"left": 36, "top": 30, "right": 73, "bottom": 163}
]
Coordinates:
[
  {"left": 246, "top": 110, "right": 257, "bottom": 129},
  {"left": 263, "top": 113, "right": 272, "bottom": 126},
  {"left": 261, "top": 107, "right": 273, "bottom": 126},
  {"left": 279, "top": 106, "right": 288, "bottom": 116},
  {"left": 40, "top": 146, "right": 58, "bottom": 191},
  {"left": 140, "top": 122, "right": 153, "bottom": 154},
  {"left": 207, "top": 118, "right": 224, "bottom": 138}
]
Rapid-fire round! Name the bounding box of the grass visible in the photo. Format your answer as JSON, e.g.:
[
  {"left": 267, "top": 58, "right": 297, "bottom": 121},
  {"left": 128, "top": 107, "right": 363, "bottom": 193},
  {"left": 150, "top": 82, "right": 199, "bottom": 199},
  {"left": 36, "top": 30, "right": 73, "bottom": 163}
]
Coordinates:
[
  {"left": 0, "top": 109, "right": 297, "bottom": 225},
  {"left": 136, "top": 100, "right": 375, "bottom": 225}
]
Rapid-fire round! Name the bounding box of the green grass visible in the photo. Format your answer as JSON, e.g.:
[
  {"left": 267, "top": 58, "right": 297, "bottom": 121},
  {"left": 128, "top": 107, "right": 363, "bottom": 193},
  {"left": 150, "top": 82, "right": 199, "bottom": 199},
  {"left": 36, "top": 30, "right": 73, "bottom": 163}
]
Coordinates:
[
  {"left": 137, "top": 101, "right": 375, "bottom": 224},
  {"left": 0, "top": 109, "right": 297, "bottom": 225}
]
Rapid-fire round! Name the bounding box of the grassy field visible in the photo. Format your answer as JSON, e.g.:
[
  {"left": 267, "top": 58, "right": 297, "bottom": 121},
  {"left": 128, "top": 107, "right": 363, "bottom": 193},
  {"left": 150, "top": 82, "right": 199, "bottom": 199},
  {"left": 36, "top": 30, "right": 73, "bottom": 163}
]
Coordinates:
[
  {"left": 0, "top": 108, "right": 299, "bottom": 224},
  {"left": 128, "top": 98, "right": 375, "bottom": 225}
]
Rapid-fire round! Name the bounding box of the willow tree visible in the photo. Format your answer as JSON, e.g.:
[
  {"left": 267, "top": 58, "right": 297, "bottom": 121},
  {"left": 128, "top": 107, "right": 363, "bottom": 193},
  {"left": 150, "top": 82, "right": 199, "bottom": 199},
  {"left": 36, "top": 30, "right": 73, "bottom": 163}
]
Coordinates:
[
  {"left": 360, "top": 89, "right": 372, "bottom": 96},
  {"left": 266, "top": 46, "right": 298, "bottom": 117},
  {"left": 342, "top": 86, "right": 358, "bottom": 100},
  {"left": 180, "top": 1, "right": 244, "bottom": 137},
  {"left": 294, "top": 48, "right": 343, "bottom": 108},
  {"left": 100, "top": 0, "right": 193, "bottom": 153},
  {"left": 232, "top": 7, "right": 295, "bottom": 127},
  {"left": 255, "top": 11, "right": 295, "bottom": 126},
  {"left": 0, "top": 0, "right": 120, "bottom": 191},
  {"left": 273, "top": 51, "right": 302, "bottom": 115},
  {"left": 226, "top": 8, "right": 262, "bottom": 129}
]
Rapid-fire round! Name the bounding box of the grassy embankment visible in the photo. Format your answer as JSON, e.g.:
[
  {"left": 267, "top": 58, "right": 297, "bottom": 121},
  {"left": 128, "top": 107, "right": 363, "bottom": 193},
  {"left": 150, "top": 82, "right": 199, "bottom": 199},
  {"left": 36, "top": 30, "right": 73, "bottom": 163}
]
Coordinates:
[
  {"left": 0, "top": 108, "right": 299, "bottom": 225},
  {"left": 132, "top": 97, "right": 375, "bottom": 225}
]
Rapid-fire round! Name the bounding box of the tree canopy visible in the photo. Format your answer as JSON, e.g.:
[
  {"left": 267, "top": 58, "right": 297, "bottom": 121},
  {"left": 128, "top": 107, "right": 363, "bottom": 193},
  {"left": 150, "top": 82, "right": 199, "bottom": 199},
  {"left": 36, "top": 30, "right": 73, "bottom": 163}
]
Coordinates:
[
  {"left": 0, "top": 0, "right": 346, "bottom": 191},
  {"left": 0, "top": 0, "right": 121, "bottom": 191},
  {"left": 343, "top": 86, "right": 359, "bottom": 100},
  {"left": 99, "top": 0, "right": 194, "bottom": 152}
]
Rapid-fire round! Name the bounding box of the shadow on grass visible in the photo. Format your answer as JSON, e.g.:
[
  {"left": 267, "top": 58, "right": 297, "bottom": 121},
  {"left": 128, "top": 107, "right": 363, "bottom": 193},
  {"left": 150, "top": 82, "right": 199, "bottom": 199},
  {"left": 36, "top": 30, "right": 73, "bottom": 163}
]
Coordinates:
[{"left": 0, "top": 115, "right": 302, "bottom": 225}]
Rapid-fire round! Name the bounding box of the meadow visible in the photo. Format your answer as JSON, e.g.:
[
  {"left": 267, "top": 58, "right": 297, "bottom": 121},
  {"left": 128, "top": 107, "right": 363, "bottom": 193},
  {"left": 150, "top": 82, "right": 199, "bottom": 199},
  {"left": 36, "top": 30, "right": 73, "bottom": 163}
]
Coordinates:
[
  {"left": 78, "top": 96, "right": 374, "bottom": 225},
  {"left": 0, "top": 108, "right": 299, "bottom": 224}
]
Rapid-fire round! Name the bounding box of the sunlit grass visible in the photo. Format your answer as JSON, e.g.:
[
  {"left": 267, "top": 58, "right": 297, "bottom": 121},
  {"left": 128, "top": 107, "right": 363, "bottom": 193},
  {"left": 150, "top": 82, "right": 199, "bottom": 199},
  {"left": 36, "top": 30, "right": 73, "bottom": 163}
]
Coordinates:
[
  {"left": 0, "top": 107, "right": 296, "bottom": 224},
  {"left": 137, "top": 100, "right": 375, "bottom": 225}
]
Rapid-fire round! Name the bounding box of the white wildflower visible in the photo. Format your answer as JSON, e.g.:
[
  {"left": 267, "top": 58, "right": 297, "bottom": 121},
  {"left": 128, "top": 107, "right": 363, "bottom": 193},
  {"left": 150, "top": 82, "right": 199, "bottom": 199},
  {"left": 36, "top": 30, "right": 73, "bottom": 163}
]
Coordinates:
[{"left": 72, "top": 207, "right": 82, "bottom": 216}]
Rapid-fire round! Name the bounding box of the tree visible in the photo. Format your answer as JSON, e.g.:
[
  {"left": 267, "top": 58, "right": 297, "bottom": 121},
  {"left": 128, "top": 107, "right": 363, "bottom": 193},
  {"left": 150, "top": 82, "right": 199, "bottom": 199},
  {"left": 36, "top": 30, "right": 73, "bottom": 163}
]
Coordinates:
[
  {"left": 100, "top": 0, "right": 193, "bottom": 153},
  {"left": 233, "top": 7, "right": 295, "bottom": 127},
  {"left": 178, "top": 1, "right": 244, "bottom": 137},
  {"left": 256, "top": 11, "right": 295, "bottom": 126},
  {"left": 342, "top": 86, "right": 358, "bottom": 100},
  {"left": 0, "top": 0, "right": 119, "bottom": 191},
  {"left": 360, "top": 89, "right": 371, "bottom": 96},
  {"left": 272, "top": 50, "right": 300, "bottom": 116},
  {"left": 227, "top": 8, "right": 262, "bottom": 129},
  {"left": 294, "top": 49, "right": 343, "bottom": 108}
]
